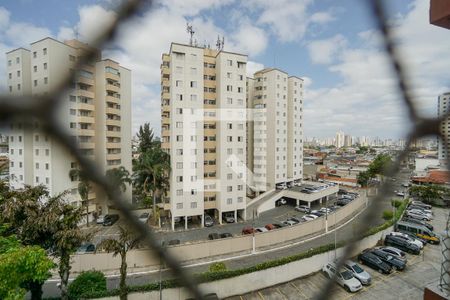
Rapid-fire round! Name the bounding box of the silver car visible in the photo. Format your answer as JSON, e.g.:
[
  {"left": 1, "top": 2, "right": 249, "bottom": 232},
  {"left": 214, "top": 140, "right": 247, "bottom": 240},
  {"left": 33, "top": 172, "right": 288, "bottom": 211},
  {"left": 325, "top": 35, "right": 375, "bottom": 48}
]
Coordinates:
[
  {"left": 376, "top": 246, "right": 407, "bottom": 262},
  {"left": 344, "top": 260, "right": 371, "bottom": 285}
]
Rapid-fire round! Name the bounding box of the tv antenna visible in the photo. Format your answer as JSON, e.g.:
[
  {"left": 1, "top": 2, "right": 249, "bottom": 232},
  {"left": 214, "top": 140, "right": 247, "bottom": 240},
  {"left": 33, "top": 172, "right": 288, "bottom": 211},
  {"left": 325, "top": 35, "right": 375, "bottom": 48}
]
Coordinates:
[
  {"left": 186, "top": 23, "right": 195, "bottom": 46},
  {"left": 216, "top": 35, "right": 225, "bottom": 51}
]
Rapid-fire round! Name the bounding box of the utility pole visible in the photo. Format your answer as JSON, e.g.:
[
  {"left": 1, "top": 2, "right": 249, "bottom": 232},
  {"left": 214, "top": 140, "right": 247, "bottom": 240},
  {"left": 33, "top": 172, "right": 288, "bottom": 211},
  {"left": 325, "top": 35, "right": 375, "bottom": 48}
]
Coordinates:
[
  {"left": 159, "top": 241, "right": 163, "bottom": 300},
  {"left": 252, "top": 209, "right": 256, "bottom": 254},
  {"left": 334, "top": 210, "right": 337, "bottom": 260}
]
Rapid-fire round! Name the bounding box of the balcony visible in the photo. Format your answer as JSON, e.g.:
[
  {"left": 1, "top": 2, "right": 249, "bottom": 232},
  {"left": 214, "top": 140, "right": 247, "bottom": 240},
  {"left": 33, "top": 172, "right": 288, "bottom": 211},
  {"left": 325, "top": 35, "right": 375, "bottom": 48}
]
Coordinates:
[
  {"left": 106, "top": 131, "right": 121, "bottom": 138},
  {"left": 430, "top": 0, "right": 450, "bottom": 29},
  {"left": 78, "top": 76, "right": 94, "bottom": 86},
  {"left": 78, "top": 116, "right": 95, "bottom": 124},
  {"left": 106, "top": 119, "right": 121, "bottom": 127},
  {"left": 105, "top": 72, "right": 120, "bottom": 82},
  {"left": 106, "top": 107, "right": 121, "bottom": 115},
  {"left": 78, "top": 142, "right": 95, "bottom": 150},
  {"left": 106, "top": 142, "right": 121, "bottom": 149},
  {"left": 162, "top": 116, "right": 170, "bottom": 125},
  {"left": 106, "top": 83, "right": 120, "bottom": 93},
  {"left": 77, "top": 102, "right": 95, "bottom": 111},
  {"left": 77, "top": 89, "right": 94, "bottom": 98},
  {"left": 106, "top": 153, "right": 122, "bottom": 160}
]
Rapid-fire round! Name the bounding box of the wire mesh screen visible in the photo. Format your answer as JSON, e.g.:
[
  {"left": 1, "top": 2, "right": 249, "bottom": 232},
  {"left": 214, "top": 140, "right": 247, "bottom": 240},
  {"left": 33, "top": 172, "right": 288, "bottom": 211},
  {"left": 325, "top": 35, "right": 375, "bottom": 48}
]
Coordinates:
[{"left": 0, "top": 0, "right": 448, "bottom": 299}]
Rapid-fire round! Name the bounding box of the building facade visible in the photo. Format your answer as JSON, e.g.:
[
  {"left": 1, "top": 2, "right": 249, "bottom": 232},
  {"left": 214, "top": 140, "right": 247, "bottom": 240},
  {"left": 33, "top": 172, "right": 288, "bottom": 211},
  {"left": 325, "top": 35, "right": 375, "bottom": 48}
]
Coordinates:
[
  {"left": 161, "top": 43, "right": 248, "bottom": 229},
  {"left": 249, "top": 68, "right": 304, "bottom": 192},
  {"left": 438, "top": 92, "right": 450, "bottom": 164},
  {"left": 335, "top": 130, "right": 345, "bottom": 148},
  {"left": 6, "top": 38, "right": 132, "bottom": 218}
]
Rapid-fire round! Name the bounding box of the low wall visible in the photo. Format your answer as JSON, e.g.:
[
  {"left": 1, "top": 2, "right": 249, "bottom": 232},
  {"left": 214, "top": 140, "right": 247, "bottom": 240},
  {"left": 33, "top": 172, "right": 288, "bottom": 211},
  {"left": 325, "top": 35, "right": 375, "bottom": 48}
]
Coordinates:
[
  {"left": 70, "top": 196, "right": 367, "bottom": 274},
  {"left": 99, "top": 224, "right": 392, "bottom": 300}
]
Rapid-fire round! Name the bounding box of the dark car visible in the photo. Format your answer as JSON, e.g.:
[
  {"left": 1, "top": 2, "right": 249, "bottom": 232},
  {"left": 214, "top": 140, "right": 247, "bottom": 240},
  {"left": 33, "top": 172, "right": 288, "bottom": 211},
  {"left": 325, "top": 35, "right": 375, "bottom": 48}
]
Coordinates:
[
  {"left": 242, "top": 226, "right": 255, "bottom": 235},
  {"left": 162, "top": 239, "right": 180, "bottom": 247},
  {"left": 272, "top": 223, "right": 286, "bottom": 229},
  {"left": 384, "top": 235, "right": 420, "bottom": 255},
  {"left": 208, "top": 233, "right": 220, "bottom": 240},
  {"left": 310, "top": 210, "right": 324, "bottom": 217},
  {"left": 220, "top": 232, "right": 233, "bottom": 238},
  {"left": 358, "top": 252, "right": 392, "bottom": 274},
  {"left": 337, "top": 198, "right": 351, "bottom": 206},
  {"left": 402, "top": 217, "right": 433, "bottom": 231},
  {"left": 287, "top": 217, "right": 301, "bottom": 224},
  {"left": 186, "top": 293, "right": 219, "bottom": 300},
  {"left": 370, "top": 249, "right": 406, "bottom": 271},
  {"left": 103, "top": 214, "right": 119, "bottom": 226},
  {"left": 76, "top": 243, "right": 95, "bottom": 254}
]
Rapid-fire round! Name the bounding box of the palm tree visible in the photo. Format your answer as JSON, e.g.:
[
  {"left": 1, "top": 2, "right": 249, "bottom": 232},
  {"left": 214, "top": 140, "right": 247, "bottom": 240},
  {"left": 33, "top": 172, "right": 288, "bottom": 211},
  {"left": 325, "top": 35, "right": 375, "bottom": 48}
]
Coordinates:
[
  {"left": 136, "top": 123, "right": 156, "bottom": 153},
  {"left": 133, "top": 148, "right": 170, "bottom": 223},
  {"left": 69, "top": 168, "right": 91, "bottom": 226},
  {"left": 106, "top": 166, "right": 131, "bottom": 193},
  {"left": 96, "top": 226, "right": 141, "bottom": 300}
]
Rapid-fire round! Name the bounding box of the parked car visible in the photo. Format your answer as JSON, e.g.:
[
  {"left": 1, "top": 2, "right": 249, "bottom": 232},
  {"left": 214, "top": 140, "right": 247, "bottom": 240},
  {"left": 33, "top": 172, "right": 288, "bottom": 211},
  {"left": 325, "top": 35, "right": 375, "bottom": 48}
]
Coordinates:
[
  {"left": 162, "top": 239, "right": 180, "bottom": 247},
  {"left": 396, "top": 192, "right": 405, "bottom": 197},
  {"left": 204, "top": 215, "right": 214, "bottom": 227},
  {"left": 103, "top": 214, "right": 119, "bottom": 226},
  {"left": 96, "top": 215, "right": 105, "bottom": 225},
  {"left": 220, "top": 233, "right": 233, "bottom": 238},
  {"left": 337, "top": 198, "right": 351, "bottom": 206},
  {"left": 287, "top": 217, "right": 302, "bottom": 224},
  {"left": 320, "top": 207, "right": 332, "bottom": 214},
  {"left": 272, "top": 223, "right": 286, "bottom": 229},
  {"left": 407, "top": 208, "right": 432, "bottom": 219},
  {"left": 255, "top": 227, "right": 269, "bottom": 233},
  {"left": 295, "top": 205, "right": 310, "bottom": 213},
  {"left": 208, "top": 233, "right": 220, "bottom": 240},
  {"left": 375, "top": 246, "right": 407, "bottom": 262},
  {"left": 76, "top": 243, "right": 95, "bottom": 254},
  {"left": 408, "top": 205, "right": 433, "bottom": 214},
  {"left": 369, "top": 249, "right": 406, "bottom": 271},
  {"left": 138, "top": 212, "right": 150, "bottom": 224},
  {"left": 406, "top": 210, "right": 431, "bottom": 221},
  {"left": 282, "top": 220, "right": 296, "bottom": 226},
  {"left": 343, "top": 260, "right": 371, "bottom": 285},
  {"left": 322, "top": 262, "right": 362, "bottom": 292},
  {"left": 411, "top": 201, "right": 432, "bottom": 210},
  {"left": 265, "top": 224, "right": 276, "bottom": 231},
  {"left": 396, "top": 221, "right": 440, "bottom": 245},
  {"left": 358, "top": 251, "right": 392, "bottom": 274},
  {"left": 401, "top": 216, "right": 434, "bottom": 231},
  {"left": 302, "top": 214, "right": 319, "bottom": 221},
  {"left": 224, "top": 213, "right": 235, "bottom": 223},
  {"left": 389, "top": 231, "right": 424, "bottom": 249},
  {"left": 310, "top": 210, "right": 324, "bottom": 217},
  {"left": 384, "top": 234, "right": 420, "bottom": 255},
  {"left": 242, "top": 226, "right": 255, "bottom": 235},
  {"left": 276, "top": 198, "right": 287, "bottom": 206}
]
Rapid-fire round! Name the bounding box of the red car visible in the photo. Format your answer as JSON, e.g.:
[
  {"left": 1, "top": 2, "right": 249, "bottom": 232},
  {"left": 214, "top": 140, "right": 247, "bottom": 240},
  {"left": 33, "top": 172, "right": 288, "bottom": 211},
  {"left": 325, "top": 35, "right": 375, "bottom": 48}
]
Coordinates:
[
  {"left": 265, "top": 224, "right": 276, "bottom": 231},
  {"left": 242, "top": 226, "right": 255, "bottom": 235}
]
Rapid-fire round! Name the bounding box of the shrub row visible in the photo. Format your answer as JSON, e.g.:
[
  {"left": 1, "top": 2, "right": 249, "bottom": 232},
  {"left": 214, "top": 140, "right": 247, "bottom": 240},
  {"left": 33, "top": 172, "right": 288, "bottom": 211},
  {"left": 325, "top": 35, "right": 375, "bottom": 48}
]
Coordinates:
[{"left": 82, "top": 200, "right": 409, "bottom": 299}]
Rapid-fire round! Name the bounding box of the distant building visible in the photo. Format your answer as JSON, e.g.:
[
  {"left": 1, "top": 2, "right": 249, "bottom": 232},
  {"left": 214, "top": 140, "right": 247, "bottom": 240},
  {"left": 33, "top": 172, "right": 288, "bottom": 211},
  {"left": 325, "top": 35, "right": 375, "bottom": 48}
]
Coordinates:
[
  {"left": 438, "top": 92, "right": 450, "bottom": 165},
  {"left": 335, "top": 130, "right": 344, "bottom": 148},
  {"left": 344, "top": 135, "right": 352, "bottom": 147}
]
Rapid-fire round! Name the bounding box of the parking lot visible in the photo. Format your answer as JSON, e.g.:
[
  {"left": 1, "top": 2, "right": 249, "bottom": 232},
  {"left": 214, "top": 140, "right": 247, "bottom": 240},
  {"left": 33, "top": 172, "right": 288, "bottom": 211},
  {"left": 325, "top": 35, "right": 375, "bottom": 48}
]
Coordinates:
[{"left": 226, "top": 206, "right": 448, "bottom": 300}]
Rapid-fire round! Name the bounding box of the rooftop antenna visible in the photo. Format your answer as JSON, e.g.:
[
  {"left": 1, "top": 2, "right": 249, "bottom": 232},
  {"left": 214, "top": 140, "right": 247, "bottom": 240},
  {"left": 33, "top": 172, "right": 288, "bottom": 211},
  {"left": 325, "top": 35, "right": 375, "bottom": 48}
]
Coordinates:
[
  {"left": 186, "top": 22, "right": 195, "bottom": 46},
  {"left": 221, "top": 36, "right": 225, "bottom": 50},
  {"left": 216, "top": 35, "right": 221, "bottom": 50}
]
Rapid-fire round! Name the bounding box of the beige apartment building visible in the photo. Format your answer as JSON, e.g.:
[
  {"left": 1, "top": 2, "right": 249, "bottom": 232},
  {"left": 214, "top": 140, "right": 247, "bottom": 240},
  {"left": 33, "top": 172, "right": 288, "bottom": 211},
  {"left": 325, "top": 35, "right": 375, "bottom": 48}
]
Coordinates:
[
  {"left": 6, "top": 38, "right": 132, "bottom": 219},
  {"left": 438, "top": 92, "right": 450, "bottom": 164},
  {"left": 161, "top": 43, "right": 248, "bottom": 229},
  {"left": 249, "top": 69, "right": 304, "bottom": 192}
]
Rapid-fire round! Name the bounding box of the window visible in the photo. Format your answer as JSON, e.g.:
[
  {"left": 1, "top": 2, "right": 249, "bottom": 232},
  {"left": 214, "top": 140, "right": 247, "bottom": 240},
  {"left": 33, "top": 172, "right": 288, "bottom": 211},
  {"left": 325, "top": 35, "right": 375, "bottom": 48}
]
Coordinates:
[
  {"left": 226, "top": 85, "right": 232, "bottom": 92},
  {"left": 176, "top": 176, "right": 183, "bottom": 182},
  {"left": 191, "top": 202, "right": 197, "bottom": 208},
  {"left": 35, "top": 149, "right": 38, "bottom": 155},
  {"left": 175, "top": 66, "right": 183, "bottom": 74},
  {"left": 36, "top": 163, "right": 39, "bottom": 170},
  {"left": 43, "top": 63, "right": 47, "bottom": 70},
  {"left": 44, "top": 77, "right": 48, "bottom": 84},
  {"left": 33, "top": 66, "right": 37, "bottom": 72},
  {"left": 45, "top": 149, "right": 49, "bottom": 156},
  {"left": 176, "top": 189, "right": 183, "bottom": 196},
  {"left": 227, "top": 186, "right": 232, "bottom": 192},
  {"left": 36, "top": 176, "right": 39, "bottom": 183},
  {"left": 176, "top": 80, "right": 183, "bottom": 87},
  {"left": 16, "top": 57, "right": 20, "bottom": 64},
  {"left": 70, "top": 122, "right": 76, "bottom": 129},
  {"left": 227, "top": 173, "right": 232, "bottom": 180},
  {"left": 46, "top": 178, "right": 49, "bottom": 184},
  {"left": 17, "top": 70, "right": 20, "bottom": 77},
  {"left": 190, "top": 67, "right": 197, "bottom": 75},
  {"left": 227, "top": 123, "right": 232, "bottom": 129},
  {"left": 190, "top": 81, "right": 197, "bottom": 88},
  {"left": 9, "top": 86, "right": 12, "bottom": 92},
  {"left": 70, "top": 109, "right": 76, "bottom": 115},
  {"left": 17, "top": 84, "right": 21, "bottom": 91},
  {"left": 238, "top": 197, "right": 243, "bottom": 203},
  {"left": 190, "top": 53, "right": 197, "bottom": 60},
  {"left": 34, "top": 80, "right": 38, "bottom": 87},
  {"left": 35, "top": 135, "right": 39, "bottom": 142},
  {"left": 8, "top": 60, "right": 11, "bottom": 66},
  {"left": 43, "top": 48, "right": 47, "bottom": 55},
  {"left": 176, "top": 108, "right": 183, "bottom": 114},
  {"left": 227, "top": 136, "right": 232, "bottom": 142},
  {"left": 227, "top": 148, "right": 232, "bottom": 155},
  {"left": 190, "top": 94, "right": 197, "bottom": 101},
  {"left": 176, "top": 122, "right": 183, "bottom": 128},
  {"left": 227, "top": 98, "right": 233, "bottom": 105},
  {"left": 191, "top": 189, "right": 197, "bottom": 195},
  {"left": 227, "top": 198, "right": 232, "bottom": 205},
  {"left": 238, "top": 185, "right": 243, "bottom": 191},
  {"left": 238, "top": 87, "right": 243, "bottom": 93},
  {"left": 227, "top": 72, "right": 232, "bottom": 79},
  {"left": 227, "top": 59, "right": 232, "bottom": 66},
  {"left": 176, "top": 162, "right": 183, "bottom": 169},
  {"left": 176, "top": 94, "right": 183, "bottom": 101},
  {"left": 18, "top": 136, "right": 22, "bottom": 142},
  {"left": 45, "top": 163, "right": 49, "bottom": 170},
  {"left": 176, "top": 203, "right": 183, "bottom": 209},
  {"left": 176, "top": 135, "right": 183, "bottom": 142},
  {"left": 176, "top": 149, "right": 183, "bottom": 155},
  {"left": 239, "top": 75, "right": 243, "bottom": 80}
]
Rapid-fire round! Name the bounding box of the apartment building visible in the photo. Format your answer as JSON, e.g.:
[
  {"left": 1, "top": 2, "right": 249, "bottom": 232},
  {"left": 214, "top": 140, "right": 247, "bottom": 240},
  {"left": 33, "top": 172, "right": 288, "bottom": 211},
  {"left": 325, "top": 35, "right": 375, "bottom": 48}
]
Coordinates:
[
  {"left": 438, "top": 92, "right": 450, "bottom": 164},
  {"left": 161, "top": 43, "right": 247, "bottom": 229},
  {"left": 250, "top": 68, "right": 304, "bottom": 192},
  {"left": 6, "top": 38, "right": 132, "bottom": 218}
]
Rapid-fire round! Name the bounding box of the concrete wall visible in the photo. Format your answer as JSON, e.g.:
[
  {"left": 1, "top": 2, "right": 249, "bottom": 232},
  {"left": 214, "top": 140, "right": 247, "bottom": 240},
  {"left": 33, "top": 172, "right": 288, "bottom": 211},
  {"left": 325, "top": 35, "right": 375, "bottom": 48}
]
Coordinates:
[
  {"left": 71, "top": 196, "right": 366, "bottom": 275},
  {"left": 99, "top": 223, "right": 392, "bottom": 300}
]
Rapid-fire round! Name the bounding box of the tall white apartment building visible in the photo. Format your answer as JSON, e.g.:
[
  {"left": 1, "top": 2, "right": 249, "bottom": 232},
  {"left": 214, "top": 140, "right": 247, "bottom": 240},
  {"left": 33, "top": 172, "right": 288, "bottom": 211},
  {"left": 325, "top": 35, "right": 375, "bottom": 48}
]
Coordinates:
[
  {"left": 6, "top": 38, "right": 132, "bottom": 218},
  {"left": 335, "top": 130, "right": 345, "bottom": 148},
  {"left": 438, "top": 92, "right": 450, "bottom": 164},
  {"left": 161, "top": 43, "right": 247, "bottom": 229},
  {"left": 250, "top": 68, "right": 304, "bottom": 192}
]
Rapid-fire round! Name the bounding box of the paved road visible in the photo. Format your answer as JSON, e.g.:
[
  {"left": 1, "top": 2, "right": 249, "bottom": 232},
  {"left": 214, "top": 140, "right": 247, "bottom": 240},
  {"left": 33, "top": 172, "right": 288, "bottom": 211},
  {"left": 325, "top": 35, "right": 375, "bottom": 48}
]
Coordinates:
[{"left": 228, "top": 206, "right": 448, "bottom": 300}]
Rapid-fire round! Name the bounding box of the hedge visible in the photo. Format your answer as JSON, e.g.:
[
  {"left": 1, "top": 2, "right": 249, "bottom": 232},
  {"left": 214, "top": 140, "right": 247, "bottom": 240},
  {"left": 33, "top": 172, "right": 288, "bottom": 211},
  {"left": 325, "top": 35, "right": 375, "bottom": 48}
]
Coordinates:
[{"left": 82, "top": 199, "right": 409, "bottom": 299}]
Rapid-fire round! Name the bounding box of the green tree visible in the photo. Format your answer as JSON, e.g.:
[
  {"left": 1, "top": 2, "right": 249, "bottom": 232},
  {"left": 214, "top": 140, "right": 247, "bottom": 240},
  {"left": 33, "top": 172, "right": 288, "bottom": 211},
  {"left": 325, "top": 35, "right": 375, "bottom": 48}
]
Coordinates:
[
  {"left": 133, "top": 147, "right": 170, "bottom": 222},
  {"left": 69, "top": 168, "right": 92, "bottom": 226},
  {"left": 357, "top": 171, "right": 371, "bottom": 187},
  {"left": 106, "top": 166, "right": 131, "bottom": 193},
  {"left": 68, "top": 270, "right": 107, "bottom": 300},
  {"left": 409, "top": 184, "right": 445, "bottom": 205},
  {"left": 97, "top": 226, "right": 141, "bottom": 300},
  {"left": 0, "top": 232, "right": 54, "bottom": 300},
  {"left": 136, "top": 123, "right": 156, "bottom": 153},
  {"left": 368, "top": 154, "right": 392, "bottom": 176}
]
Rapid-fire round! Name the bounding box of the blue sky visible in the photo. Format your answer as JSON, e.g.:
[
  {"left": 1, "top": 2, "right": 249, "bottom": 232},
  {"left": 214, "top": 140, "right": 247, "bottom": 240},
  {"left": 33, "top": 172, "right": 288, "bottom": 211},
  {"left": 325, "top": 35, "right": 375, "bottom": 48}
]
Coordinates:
[{"left": 0, "top": 0, "right": 448, "bottom": 139}]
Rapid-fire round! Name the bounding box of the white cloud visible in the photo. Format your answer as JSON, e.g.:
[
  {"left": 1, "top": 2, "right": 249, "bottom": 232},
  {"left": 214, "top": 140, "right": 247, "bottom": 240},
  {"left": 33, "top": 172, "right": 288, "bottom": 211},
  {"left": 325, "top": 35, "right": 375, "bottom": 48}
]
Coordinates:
[
  {"left": 76, "top": 5, "right": 117, "bottom": 43},
  {"left": 57, "top": 26, "right": 76, "bottom": 41},
  {"left": 310, "top": 12, "right": 335, "bottom": 24},
  {"left": 307, "top": 34, "right": 347, "bottom": 65},
  {"left": 246, "top": 61, "right": 265, "bottom": 77},
  {"left": 231, "top": 23, "right": 268, "bottom": 56},
  {"left": 0, "top": 7, "right": 10, "bottom": 30}
]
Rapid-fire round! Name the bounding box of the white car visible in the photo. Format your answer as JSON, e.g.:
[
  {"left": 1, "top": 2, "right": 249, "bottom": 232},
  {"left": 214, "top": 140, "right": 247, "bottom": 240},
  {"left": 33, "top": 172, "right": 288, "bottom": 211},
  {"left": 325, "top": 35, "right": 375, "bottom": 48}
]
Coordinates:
[
  {"left": 406, "top": 210, "right": 431, "bottom": 221},
  {"left": 302, "top": 214, "right": 318, "bottom": 222},
  {"left": 389, "top": 232, "right": 424, "bottom": 249},
  {"left": 322, "top": 262, "right": 362, "bottom": 292},
  {"left": 295, "top": 205, "right": 310, "bottom": 213},
  {"left": 320, "top": 207, "right": 332, "bottom": 214},
  {"left": 396, "top": 192, "right": 405, "bottom": 197},
  {"left": 407, "top": 209, "right": 433, "bottom": 220},
  {"left": 96, "top": 215, "right": 105, "bottom": 224},
  {"left": 255, "top": 227, "right": 268, "bottom": 233}
]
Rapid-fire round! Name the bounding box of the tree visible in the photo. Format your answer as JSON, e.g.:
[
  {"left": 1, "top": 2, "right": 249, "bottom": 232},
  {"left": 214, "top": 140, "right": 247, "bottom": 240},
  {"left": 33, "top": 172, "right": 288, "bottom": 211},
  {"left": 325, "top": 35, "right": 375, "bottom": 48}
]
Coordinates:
[
  {"left": 0, "top": 231, "right": 54, "bottom": 300},
  {"left": 106, "top": 166, "right": 131, "bottom": 193},
  {"left": 409, "top": 184, "right": 445, "bottom": 205},
  {"left": 69, "top": 168, "right": 92, "bottom": 226},
  {"left": 136, "top": 123, "right": 156, "bottom": 153},
  {"left": 97, "top": 226, "right": 141, "bottom": 300},
  {"left": 68, "top": 270, "right": 107, "bottom": 300},
  {"left": 133, "top": 147, "right": 170, "bottom": 222},
  {"left": 357, "top": 171, "right": 371, "bottom": 187}
]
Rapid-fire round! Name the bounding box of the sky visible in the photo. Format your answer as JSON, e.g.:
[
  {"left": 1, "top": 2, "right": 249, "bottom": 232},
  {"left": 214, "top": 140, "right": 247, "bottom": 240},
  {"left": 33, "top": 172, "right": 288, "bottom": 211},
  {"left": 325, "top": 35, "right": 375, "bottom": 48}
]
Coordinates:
[{"left": 0, "top": 0, "right": 449, "bottom": 139}]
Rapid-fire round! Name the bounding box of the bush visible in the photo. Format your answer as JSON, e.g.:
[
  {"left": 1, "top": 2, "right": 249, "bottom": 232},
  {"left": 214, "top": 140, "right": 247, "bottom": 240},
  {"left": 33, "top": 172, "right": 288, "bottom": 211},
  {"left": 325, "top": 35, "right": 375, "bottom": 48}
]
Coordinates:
[
  {"left": 209, "top": 262, "right": 227, "bottom": 272},
  {"left": 382, "top": 210, "right": 393, "bottom": 220},
  {"left": 68, "top": 270, "right": 107, "bottom": 300},
  {"left": 391, "top": 199, "right": 402, "bottom": 208}
]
